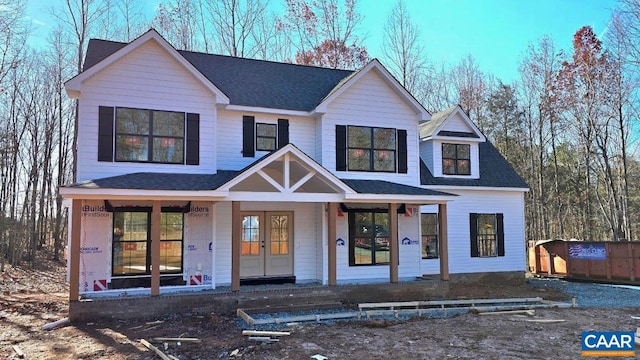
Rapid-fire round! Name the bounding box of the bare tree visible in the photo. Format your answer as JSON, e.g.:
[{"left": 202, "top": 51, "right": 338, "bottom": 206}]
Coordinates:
[
  {"left": 204, "top": 0, "right": 268, "bottom": 58},
  {"left": 382, "top": 0, "right": 427, "bottom": 95}
]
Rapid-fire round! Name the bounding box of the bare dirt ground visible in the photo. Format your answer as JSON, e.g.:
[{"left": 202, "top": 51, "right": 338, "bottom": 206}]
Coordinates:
[{"left": 1, "top": 255, "right": 639, "bottom": 360}]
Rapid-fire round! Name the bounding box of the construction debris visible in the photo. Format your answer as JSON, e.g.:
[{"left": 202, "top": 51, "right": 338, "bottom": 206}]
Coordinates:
[
  {"left": 479, "top": 309, "right": 535, "bottom": 316},
  {"left": 242, "top": 330, "right": 290, "bottom": 337},
  {"left": 12, "top": 345, "right": 24, "bottom": 358},
  {"left": 140, "top": 339, "right": 171, "bottom": 360},
  {"left": 509, "top": 318, "right": 566, "bottom": 324},
  {"left": 42, "top": 317, "right": 70, "bottom": 331},
  {"left": 153, "top": 337, "right": 201, "bottom": 343},
  {"left": 310, "top": 354, "right": 328, "bottom": 360},
  {"left": 248, "top": 336, "right": 279, "bottom": 343}
]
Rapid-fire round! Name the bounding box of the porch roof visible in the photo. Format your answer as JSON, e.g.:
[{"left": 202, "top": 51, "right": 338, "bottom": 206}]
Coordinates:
[{"left": 64, "top": 172, "right": 453, "bottom": 197}]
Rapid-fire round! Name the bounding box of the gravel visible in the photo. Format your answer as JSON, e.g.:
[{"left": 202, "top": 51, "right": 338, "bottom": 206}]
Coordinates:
[{"left": 527, "top": 277, "right": 640, "bottom": 308}]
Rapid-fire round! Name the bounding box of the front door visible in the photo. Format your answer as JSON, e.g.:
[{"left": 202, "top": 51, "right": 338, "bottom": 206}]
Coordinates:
[{"left": 240, "top": 211, "right": 293, "bottom": 278}]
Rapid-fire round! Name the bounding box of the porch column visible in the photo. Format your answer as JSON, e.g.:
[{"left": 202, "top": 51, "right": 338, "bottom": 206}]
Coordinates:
[
  {"left": 231, "top": 201, "right": 241, "bottom": 291},
  {"left": 69, "top": 199, "right": 82, "bottom": 301},
  {"left": 438, "top": 203, "right": 449, "bottom": 281},
  {"left": 151, "top": 201, "right": 161, "bottom": 296},
  {"left": 389, "top": 203, "right": 398, "bottom": 283},
  {"left": 327, "top": 203, "right": 337, "bottom": 286}
]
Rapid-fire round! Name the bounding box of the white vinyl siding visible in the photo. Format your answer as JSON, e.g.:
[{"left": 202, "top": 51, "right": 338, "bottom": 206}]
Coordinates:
[
  {"left": 216, "top": 110, "right": 318, "bottom": 170},
  {"left": 77, "top": 40, "right": 217, "bottom": 182},
  {"left": 420, "top": 190, "right": 526, "bottom": 275},
  {"left": 214, "top": 202, "right": 319, "bottom": 285},
  {"left": 320, "top": 70, "right": 421, "bottom": 186}
]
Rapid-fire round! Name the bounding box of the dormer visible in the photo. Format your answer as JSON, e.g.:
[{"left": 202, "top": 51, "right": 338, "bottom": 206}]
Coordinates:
[{"left": 418, "top": 105, "right": 485, "bottom": 179}]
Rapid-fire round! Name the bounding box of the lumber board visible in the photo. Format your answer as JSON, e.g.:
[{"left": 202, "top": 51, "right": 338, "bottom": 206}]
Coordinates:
[
  {"left": 242, "top": 330, "right": 290, "bottom": 337},
  {"left": 153, "top": 337, "right": 201, "bottom": 343},
  {"left": 248, "top": 336, "right": 279, "bottom": 342},
  {"left": 12, "top": 345, "right": 24, "bottom": 358},
  {"left": 479, "top": 309, "right": 535, "bottom": 316},
  {"left": 140, "top": 339, "right": 171, "bottom": 360},
  {"left": 236, "top": 309, "right": 255, "bottom": 326}
]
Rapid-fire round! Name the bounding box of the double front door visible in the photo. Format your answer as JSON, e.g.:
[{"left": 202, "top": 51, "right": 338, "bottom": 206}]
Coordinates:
[{"left": 239, "top": 211, "right": 293, "bottom": 278}]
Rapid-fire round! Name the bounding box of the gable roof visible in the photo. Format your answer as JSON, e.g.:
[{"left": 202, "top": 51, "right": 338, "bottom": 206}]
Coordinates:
[
  {"left": 81, "top": 33, "right": 354, "bottom": 112},
  {"left": 314, "top": 59, "right": 431, "bottom": 121},
  {"left": 419, "top": 105, "right": 485, "bottom": 141},
  {"left": 66, "top": 30, "right": 230, "bottom": 103},
  {"left": 420, "top": 142, "right": 528, "bottom": 189}
]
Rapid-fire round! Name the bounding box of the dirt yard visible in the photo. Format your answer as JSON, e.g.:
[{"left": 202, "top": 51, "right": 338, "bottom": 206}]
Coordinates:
[{"left": 1, "top": 256, "right": 639, "bottom": 360}]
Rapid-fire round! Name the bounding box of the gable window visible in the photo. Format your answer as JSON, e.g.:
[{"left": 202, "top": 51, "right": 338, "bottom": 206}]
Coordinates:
[
  {"left": 469, "top": 213, "right": 505, "bottom": 258},
  {"left": 115, "top": 107, "right": 185, "bottom": 164},
  {"left": 243, "top": 116, "right": 289, "bottom": 157},
  {"left": 348, "top": 126, "right": 396, "bottom": 172},
  {"left": 421, "top": 213, "right": 439, "bottom": 259},
  {"left": 256, "top": 123, "right": 277, "bottom": 151},
  {"left": 112, "top": 210, "right": 184, "bottom": 276},
  {"left": 442, "top": 143, "right": 470, "bottom": 175},
  {"left": 349, "top": 211, "right": 390, "bottom": 265}
]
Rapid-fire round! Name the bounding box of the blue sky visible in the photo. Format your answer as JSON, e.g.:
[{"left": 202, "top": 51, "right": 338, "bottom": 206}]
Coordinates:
[{"left": 25, "top": 0, "right": 615, "bottom": 83}]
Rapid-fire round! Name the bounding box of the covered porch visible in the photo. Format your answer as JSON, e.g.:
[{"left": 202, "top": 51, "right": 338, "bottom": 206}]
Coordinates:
[{"left": 61, "top": 145, "right": 454, "bottom": 302}]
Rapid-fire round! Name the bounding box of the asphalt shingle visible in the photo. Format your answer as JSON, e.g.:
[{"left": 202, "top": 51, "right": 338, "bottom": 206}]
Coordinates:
[{"left": 83, "top": 39, "right": 354, "bottom": 112}]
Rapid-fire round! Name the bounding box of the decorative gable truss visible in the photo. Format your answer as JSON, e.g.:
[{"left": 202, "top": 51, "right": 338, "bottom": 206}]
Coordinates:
[{"left": 219, "top": 144, "right": 356, "bottom": 202}]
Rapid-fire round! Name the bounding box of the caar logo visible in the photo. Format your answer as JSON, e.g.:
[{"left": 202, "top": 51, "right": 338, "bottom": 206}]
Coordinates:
[{"left": 581, "top": 331, "right": 635, "bottom": 357}]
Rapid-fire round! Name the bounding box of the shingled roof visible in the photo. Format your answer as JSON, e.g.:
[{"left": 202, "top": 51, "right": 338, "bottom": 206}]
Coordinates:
[
  {"left": 420, "top": 142, "right": 528, "bottom": 189},
  {"left": 69, "top": 171, "right": 239, "bottom": 191},
  {"left": 83, "top": 39, "right": 354, "bottom": 112}
]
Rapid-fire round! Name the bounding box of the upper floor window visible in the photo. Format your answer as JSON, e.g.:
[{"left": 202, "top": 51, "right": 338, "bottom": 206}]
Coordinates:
[
  {"left": 256, "top": 123, "right": 277, "bottom": 151},
  {"left": 348, "top": 126, "right": 396, "bottom": 172},
  {"left": 115, "top": 108, "right": 185, "bottom": 164},
  {"left": 243, "top": 116, "right": 289, "bottom": 157},
  {"left": 442, "top": 143, "right": 470, "bottom": 175}
]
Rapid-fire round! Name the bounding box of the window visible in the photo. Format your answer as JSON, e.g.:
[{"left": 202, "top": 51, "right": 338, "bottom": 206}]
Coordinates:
[
  {"left": 112, "top": 210, "right": 184, "bottom": 276},
  {"left": 115, "top": 107, "right": 185, "bottom": 164},
  {"left": 348, "top": 126, "right": 396, "bottom": 172},
  {"left": 442, "top": 143, "right": 470, "bottom": 175},
  {"left": 421, "top": 213, "right": 438, "bottom": 259},
  {"left": 470, "top": 213, "right": 504, "bottom": 258},
  {"left": 256, "top": 123, "right": 277, "bottom": 151},
  {"left": 349, "top": 211, "right": 390, "bottom": 265}
]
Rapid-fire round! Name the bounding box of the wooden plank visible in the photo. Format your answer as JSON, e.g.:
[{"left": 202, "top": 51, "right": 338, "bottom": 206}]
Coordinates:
[
  {"left": 359, "top": 301, "right": 420, "bottom": 310},
  {"left": 140, "top": 339, "right": 171, "bottom": 360},
  {"left": 389, "top": 203, "right": 398, "bottom": 283},
  {"left": 242, "top": 330, "right": 290, "bottom": 337},
  {"left": 438, "top": 203, "right": 449, "bottom": 281},
  {"left": 479, "top": 309, "right": 535, "bottom": 316},
  {"left": 69, "top": 200, "right": 82, "bottom": 301},
  {"left": 248, "top": 336, "right": 279, "bottom": 343},
  {"left": 150, "top": 202, "right": 161, "bottom": 296},
  {"left": 236, "top": 309, "right": 255, "bottom": 326},
  {"left": 231, "top": 201, "right": 241, "bottom": 291},
  {"left": 12, "top": 345, "right": 24, "bottom": 358},
  {"left": 153, "top": 337, "right": 201, "bottom": 343},
  {"left": 328, "top": 202, "right": 337, "bottom": 286}
]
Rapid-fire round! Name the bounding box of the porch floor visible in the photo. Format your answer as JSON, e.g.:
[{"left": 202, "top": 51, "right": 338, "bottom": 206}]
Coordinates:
[{"left": 70, "top": 278, "right": 449, "bottom": 321}]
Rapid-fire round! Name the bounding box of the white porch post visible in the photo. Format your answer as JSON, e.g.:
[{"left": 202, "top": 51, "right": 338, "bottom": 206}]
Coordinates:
[{"left": 389, "top": 203, "right": 398, "bottom": 283}]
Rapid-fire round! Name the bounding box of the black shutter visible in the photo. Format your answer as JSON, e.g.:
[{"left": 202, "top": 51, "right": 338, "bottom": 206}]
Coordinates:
[
  {"left": 397, "top": 129, "right": 407, "bottom": 173},
  {"left": 242, "top": 116, "right": 255, "bottom": 157},
  {"left": 470, "top": 213, "right": 479, "bottom": 257},
  {"left": 98, "top": 106, "right": 114, "bottom": 162},
  {"left": 277, "top": 118, "right": 289, "bottom": 148},
  {"left": 496, "top": 213, "right": 505, "bottom": 256},
  {"left": 185, "top": 113, "right": 200, "bottom": 165},
  {"left": 336, "top": 125, "right": 347, "bottom": 171}
]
